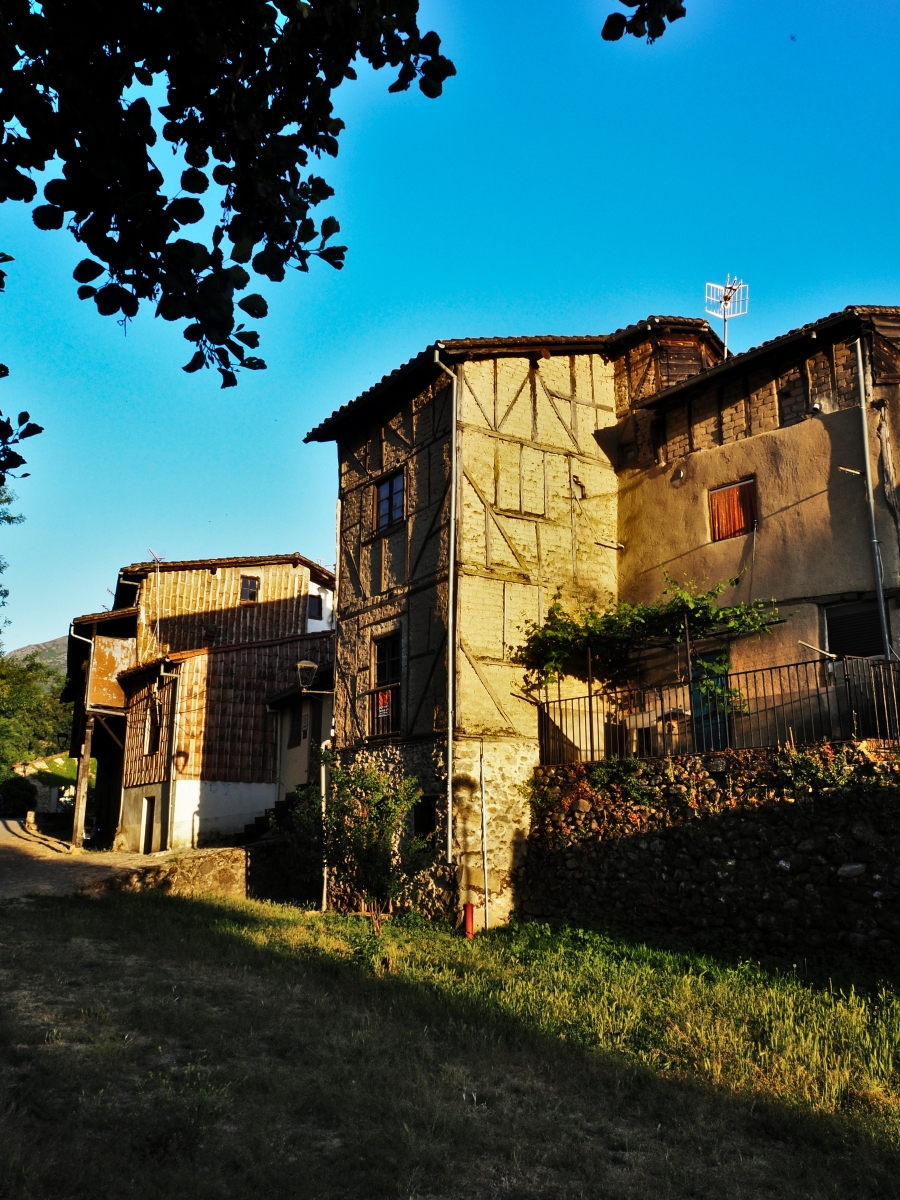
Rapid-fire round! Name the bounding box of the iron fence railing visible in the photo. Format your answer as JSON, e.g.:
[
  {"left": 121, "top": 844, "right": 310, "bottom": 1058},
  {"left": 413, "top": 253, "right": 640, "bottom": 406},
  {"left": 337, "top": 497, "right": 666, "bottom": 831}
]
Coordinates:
[{"left": 537, "top": 658, "right": 900, "bottom": 764}]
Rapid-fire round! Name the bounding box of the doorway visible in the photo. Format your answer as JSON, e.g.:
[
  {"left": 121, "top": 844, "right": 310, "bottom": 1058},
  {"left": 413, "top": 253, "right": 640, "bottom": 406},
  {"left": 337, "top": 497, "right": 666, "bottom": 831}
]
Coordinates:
[{"left": 141, "top": 795, "right": 155, "bottom": 855}]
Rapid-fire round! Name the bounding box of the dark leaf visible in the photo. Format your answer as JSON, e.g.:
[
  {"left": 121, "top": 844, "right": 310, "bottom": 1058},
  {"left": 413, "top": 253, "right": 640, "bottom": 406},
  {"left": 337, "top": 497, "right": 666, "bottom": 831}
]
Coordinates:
[
  {"left": 135, "top": 66, "right": 153, "bottom": 85},
  {"left": 230, "top": 239, "right": 254, "bottom": 264},
  {"left": 16, "top": 412, "right": 28, "bottom": 425},
  {"left": 120, "top": 292, "right": 139, "bottom": 318},
  {"left": 212, "top": 165, "right": 234, "bottom": 186},
  {"left": 183, "top": 351, "right": 206, "bottom": 373},
  {"left": 238, "top": 293, "right": 268, "bottom": 319},
  {"left": 235, "top": 330, "right": 260, "bottom": 349},
  {"left": 214, "top": 346, "right": 231, "bottom": 368},
  {"left": 0, "top": 420, "right": 12, "bottom": 439},
  {"left": 0, "top": 365, "right": 8, "bottom": 379},
  {"left": 32, "top": 205, "right": 64, "bottom": 230},
  {"left": 243, "top": 357, "right": 267, "bottom": 370},
  {"left": 226, "top": 265, "right": 250, "bottom": 289},
  {"left": 0, "top": 451, "right": 25, "bottom": 469},
  {"left": 181, "top": 168, "right": 209, "bottom": 194},
  {"left": 0, "top": 253, "right": 13, "bottom": 264},
  {"left": 77, "top": 285, "right": 97, "bottom": 300},
  {"left": 18, "top": 423, "right": 43, "bottom": 439},
  {"left": 94, "top": 285, "right": 124, "bottom": 316},
  {"left": 183, "top": 323, "right": 203, "bottom": 342},
  {"left": 219, "top": 369, "right": 238, "bottom": 389},
  {"left": 73, "top": 259, "right": 105, "bottom": 283},
  {"left": 602, "top": 12, "right": 628, "bottom": 39},
  {"left": 320, "top": 215, "right": 340, "bottom": 241},
  {"left": 166, "top": 198, "right": 204, "bottom": 225}
]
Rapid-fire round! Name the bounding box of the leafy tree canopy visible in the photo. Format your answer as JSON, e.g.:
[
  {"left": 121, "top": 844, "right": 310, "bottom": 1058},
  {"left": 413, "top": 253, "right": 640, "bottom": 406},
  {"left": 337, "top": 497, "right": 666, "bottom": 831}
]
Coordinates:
[
  {"left": 0, "top": 1, "right": 455, "bottom": 386},
  {"left": 0, "top": 258, "right": 42, "bottom": 481},
  {"left": 513, "top": 575, "right": 779, "bottom": 692},
  {"left": 0, "top": 652, "right": 72, "bottom": 774},
  {"left": 601, "top": 1, "right": 687, "bottom": 43}
]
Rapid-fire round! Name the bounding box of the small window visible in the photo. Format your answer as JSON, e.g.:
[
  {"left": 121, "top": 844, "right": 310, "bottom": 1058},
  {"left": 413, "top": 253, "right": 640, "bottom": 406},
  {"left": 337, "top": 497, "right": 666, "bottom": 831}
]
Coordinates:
[
  {"left": 375, "top": 471, "right": 404, "bottom": 532},
  {"left": 144, "top": 697, "right": 161, "bottom": 756},
  {"left": 287, "top": 705, "right": 305, "bottom": 749},
  {"left": 825, "top": 601, "right": 886, "bottom": 658},
  {"left": 372, "top": 632, "right": 402, "bottom": 736},
  {"left": 240, "top": 576, "right": 259, "bottom": 603},
  {"left": 412, "top": 794, "right": 438, "bottom": 838},
  {"left": 307, "top": 593, "right": 323, "bottom": 621},
  {"left": 709, "top": 479, "right": 757, "bottom": 542}
]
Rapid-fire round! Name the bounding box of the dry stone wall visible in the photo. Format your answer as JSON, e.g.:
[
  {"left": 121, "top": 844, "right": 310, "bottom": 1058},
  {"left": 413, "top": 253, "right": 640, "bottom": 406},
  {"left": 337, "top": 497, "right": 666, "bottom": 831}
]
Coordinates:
[{"left": 516, "top": 745, "right": 900, "bottom": 967}]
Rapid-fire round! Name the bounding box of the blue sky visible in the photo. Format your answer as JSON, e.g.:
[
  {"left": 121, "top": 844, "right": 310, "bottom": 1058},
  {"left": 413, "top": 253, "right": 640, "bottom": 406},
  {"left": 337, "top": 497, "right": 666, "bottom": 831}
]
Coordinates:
[{"left": 3, "top": 0, "right": 899, "bottom": 649}]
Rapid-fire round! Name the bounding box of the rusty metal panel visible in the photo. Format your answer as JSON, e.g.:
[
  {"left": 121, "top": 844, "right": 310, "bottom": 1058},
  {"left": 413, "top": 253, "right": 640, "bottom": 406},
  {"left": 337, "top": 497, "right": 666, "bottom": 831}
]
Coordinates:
[{"left": 87, "top": 636, "right": 136, "bottom": 710}]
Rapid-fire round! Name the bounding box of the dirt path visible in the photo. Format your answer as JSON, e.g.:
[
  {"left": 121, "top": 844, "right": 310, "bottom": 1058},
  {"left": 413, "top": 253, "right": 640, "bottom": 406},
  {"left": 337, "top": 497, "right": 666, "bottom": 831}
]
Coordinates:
[{"left": 0, "top": 818, "right": 163, "bottom": 900}]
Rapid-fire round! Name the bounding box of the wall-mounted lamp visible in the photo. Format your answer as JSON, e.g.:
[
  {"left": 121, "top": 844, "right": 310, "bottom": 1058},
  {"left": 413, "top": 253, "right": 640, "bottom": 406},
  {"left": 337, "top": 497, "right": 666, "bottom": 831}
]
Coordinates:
[
  {"left": 296, "top": 660, "right": 319, "bottom": 689},
  {"left": 670, "top": 466, "right": 685, "bottom": 488}
]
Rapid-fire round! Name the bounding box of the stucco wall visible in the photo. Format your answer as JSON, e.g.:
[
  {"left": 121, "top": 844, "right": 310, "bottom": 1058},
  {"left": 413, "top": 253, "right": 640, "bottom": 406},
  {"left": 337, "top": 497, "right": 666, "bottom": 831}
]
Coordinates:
[
  {"left": 618, "top": 407, "right": 900, "bottom": 670},
  {"left": 170, "top": 779, "right": 277, "bottom": 848}
]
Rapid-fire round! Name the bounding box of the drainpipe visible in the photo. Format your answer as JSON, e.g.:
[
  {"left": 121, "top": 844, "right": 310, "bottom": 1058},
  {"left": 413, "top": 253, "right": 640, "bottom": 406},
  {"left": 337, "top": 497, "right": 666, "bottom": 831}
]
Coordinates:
[
  {"left": 855, "top": 337, "right": 892, "bottom": 660},
  {"left": 159, "top": 663, "right": 181, "bottom": 850},
  {"left": 479, "top": 739, "right": 489, "bottom": 931},
  {"left": 434, "top": 345, "right": 458, "bottom": 866}
]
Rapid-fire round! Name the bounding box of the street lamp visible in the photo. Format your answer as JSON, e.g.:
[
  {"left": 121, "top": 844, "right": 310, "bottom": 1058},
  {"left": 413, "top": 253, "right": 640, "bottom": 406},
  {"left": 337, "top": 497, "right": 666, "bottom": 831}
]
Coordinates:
[{"left": 296, "top": 660, "right": 319, "bottom": 689}]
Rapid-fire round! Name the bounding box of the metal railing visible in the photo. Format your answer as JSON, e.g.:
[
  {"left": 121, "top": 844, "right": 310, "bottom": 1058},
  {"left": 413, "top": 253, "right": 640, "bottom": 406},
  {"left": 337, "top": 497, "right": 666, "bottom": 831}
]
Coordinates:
[{"left": 538, "top": 658, "right": 900, "bottom": 764}]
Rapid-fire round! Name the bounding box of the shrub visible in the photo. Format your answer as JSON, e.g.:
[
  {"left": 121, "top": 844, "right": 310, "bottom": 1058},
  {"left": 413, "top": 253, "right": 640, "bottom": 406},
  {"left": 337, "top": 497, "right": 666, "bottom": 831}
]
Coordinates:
[{"left": 0, "top": 773, "right": 37, "bottom": 816}]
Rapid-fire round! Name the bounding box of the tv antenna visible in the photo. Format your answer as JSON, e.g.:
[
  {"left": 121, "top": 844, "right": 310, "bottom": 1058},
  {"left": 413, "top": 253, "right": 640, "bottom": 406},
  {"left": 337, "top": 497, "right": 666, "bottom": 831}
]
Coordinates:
[{"left": 705, "top": 276, "right": 749, "bottom": 359}]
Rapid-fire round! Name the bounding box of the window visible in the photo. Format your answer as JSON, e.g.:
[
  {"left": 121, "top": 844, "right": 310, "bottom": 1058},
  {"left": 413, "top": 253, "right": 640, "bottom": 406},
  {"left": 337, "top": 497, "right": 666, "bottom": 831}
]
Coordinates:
[
  {"left": 240, "top": 575, "right": 259, "bottom": 603},
  {"left": 143, "top": 697, "right": 161, "bottom": 756},
  {"left": 307, "top": 593, "right": 323, "bottom": 621},
  {"left": 825, "top": 601, "right": 887, "bottom": 658},
  {"left": 372, "top": 633, "right": 402, "bottom": 736},
  {"left": 287, "top": 705, "right": 306, "bottom": 749},
  {"left": 375, "top": 471, "right": 404, "bottom": 532},
  {"left": 709, "top": 479, "right": 757, "bottom": 542},
  {"left": 412, "top": 794, "right": 438, "bottom": 837}
]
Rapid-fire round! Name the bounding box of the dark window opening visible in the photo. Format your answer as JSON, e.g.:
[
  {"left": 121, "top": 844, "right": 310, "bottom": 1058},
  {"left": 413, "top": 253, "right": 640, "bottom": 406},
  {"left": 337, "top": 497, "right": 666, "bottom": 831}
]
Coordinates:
[
  {"left": 307, "top": 593, "right": 323, "bottom": 621},
  {"left": 372, "top": 633, "right": 402, "bottom": 736},
  {"left": 376, "top": 471, "right": 404, "bottom": 532},
  {"left": 287, "top": 705, "right": 305, "bottom": 749},
  {"left": 709, "top": 479, "right": 757, "bottom": 542},
  {"left": 825, "top": 601, "right": 888, "bottom": 658},
  {"left": 240, "top": 575, "right": 259, "bottom": 602},
  {"left": 412, "top": 794, "right": 438, "bottom": 837},
  {"left": 144, "top": 698, "right": 161, "bottom": 756}
]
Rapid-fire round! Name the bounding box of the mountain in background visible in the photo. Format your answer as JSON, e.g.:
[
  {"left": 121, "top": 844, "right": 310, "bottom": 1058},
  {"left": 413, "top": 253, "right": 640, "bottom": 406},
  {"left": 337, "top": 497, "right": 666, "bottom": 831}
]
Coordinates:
[{"left": 7, "top": 636, "right": 68, "bottom": 674}]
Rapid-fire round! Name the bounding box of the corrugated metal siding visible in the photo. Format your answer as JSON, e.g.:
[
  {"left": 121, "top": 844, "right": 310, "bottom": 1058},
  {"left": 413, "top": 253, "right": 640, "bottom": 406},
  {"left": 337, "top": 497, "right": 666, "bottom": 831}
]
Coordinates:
[
  {"left": 122, "top": 669, "right": 178, "bottom": 788},
  {"left": 136, "top": 563, "right": 309, "bottom": 662}
]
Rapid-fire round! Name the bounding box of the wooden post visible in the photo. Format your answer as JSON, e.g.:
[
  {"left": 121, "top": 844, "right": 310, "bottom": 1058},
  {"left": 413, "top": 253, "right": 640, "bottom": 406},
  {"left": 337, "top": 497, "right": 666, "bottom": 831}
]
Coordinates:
[{"left": 72, "top": 715, "right": 94, "bottom": 848}]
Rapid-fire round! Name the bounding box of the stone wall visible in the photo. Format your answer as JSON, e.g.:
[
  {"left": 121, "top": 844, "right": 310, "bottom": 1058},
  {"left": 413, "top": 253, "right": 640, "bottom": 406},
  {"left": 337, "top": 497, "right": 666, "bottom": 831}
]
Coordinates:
[{"left": 516, "top": 744, "right": 900, "bottom": 966}]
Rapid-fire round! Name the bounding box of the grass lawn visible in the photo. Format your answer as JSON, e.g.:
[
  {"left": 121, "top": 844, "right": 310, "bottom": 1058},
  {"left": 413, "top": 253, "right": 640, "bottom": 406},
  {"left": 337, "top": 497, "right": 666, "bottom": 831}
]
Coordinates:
[{"left": 1, "top": 895, "right": 899, "bottom": 1199}]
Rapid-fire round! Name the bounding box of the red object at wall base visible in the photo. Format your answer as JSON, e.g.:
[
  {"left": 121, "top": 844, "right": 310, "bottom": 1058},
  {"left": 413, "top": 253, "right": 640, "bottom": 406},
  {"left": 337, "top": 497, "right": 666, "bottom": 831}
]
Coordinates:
[{"left": 464, "top": 903, "right": 474, "bottom": 939}]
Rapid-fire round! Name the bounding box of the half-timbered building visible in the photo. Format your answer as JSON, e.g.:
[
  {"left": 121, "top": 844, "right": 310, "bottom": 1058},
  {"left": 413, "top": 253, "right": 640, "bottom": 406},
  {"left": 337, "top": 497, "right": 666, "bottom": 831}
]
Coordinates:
[{"left": 65, "top": 553, "right": 334, "bottom": 851}]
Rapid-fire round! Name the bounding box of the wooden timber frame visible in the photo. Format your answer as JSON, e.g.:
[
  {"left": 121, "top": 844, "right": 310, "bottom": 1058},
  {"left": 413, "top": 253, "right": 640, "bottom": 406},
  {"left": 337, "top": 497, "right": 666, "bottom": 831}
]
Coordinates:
[{"left": 306, "top": 318, "right": 724, "bottom": 924}]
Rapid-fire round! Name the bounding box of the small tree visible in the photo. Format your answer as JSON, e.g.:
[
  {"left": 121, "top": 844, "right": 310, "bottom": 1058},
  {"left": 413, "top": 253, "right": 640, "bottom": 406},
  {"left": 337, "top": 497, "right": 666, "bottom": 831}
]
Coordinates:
[{"left": 285, "top": 752, "right": 432, "bottom": 929}]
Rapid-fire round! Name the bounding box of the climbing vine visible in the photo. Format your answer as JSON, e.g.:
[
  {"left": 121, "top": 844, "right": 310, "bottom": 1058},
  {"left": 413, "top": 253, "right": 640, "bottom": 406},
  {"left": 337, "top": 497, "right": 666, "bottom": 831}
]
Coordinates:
[{"left": 512, "top": 575, "right": 779, "bottom": 691}]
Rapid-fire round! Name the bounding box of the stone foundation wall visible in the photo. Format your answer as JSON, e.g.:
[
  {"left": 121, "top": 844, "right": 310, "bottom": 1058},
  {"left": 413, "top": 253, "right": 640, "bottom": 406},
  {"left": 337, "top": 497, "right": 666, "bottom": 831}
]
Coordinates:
[{"left": 517, "top": 745, "right": 900, "bottom": 966}]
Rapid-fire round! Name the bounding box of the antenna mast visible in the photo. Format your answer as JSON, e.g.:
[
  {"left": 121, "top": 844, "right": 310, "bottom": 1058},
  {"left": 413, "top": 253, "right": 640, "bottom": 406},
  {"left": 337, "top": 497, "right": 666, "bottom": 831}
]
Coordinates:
[{"left": 705, "top": 275, "right": 749, "bottom": 358}]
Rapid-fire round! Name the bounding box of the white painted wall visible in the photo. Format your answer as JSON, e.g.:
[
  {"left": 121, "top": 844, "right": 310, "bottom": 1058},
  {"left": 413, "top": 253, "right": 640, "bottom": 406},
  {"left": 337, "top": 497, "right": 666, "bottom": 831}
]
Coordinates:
[
  {"left": 171, "top": 779, "right": 277, "bottom": 848},
  {"left": 306, "top": 580, "right": 334, "bottom": 633}
]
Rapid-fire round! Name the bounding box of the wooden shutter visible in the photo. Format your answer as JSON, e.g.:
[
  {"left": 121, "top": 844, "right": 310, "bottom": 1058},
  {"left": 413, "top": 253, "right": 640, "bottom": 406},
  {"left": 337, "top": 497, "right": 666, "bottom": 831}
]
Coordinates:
[{"left": 709, "top": 480, "right": 757, "bottom": 541}]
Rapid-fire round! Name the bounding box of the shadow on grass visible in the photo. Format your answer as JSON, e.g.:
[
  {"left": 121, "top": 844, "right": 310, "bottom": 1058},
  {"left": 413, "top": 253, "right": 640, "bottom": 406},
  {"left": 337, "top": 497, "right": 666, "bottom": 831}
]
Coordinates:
[{"left": 1, "top": 892, "right": 899, "bottom": 1200}]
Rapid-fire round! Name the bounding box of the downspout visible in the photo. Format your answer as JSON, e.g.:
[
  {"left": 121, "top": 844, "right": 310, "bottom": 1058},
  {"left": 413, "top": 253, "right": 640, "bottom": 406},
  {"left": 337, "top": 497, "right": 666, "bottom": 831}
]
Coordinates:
[
  {"left": 479, "top": 739, "right": 489, "bottom": 931},
  {"left": 160, "top": 663, "right": 181, "bottom": 850},
  {"left": 855, "top": 337, "right": 892, "bottom": 660},
  {"left": 434, "top": 345, "right": 458, "bottom": 866}
]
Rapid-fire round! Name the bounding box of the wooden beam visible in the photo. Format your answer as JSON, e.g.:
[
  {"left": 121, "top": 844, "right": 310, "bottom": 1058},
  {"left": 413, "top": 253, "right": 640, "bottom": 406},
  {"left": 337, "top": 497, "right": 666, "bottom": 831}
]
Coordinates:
[{"left": 72, "top": 715, "right": 94, "bottom": 848}]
